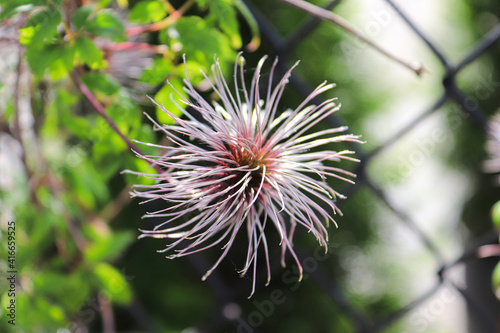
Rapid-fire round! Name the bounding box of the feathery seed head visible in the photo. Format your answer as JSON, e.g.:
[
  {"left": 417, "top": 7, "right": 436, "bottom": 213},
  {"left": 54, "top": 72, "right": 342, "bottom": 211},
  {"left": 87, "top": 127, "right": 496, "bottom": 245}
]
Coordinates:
[{"left": 126, "top": 53, "right": 362, "bottom": 296}]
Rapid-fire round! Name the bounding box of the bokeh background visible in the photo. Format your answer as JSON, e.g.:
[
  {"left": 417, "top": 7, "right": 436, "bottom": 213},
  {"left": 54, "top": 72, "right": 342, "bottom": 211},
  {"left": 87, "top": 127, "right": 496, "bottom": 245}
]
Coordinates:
[{"left": 1, "top": 0, "right": 500, "bottom": 332}]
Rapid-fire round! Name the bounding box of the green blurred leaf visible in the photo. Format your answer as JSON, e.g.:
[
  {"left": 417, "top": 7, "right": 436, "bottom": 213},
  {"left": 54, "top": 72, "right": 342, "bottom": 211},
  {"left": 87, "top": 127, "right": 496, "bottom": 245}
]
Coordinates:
[
  {"left": 23, "top": 8, "right": 62, "bottom": 48},
  {"left": 16, "top": 211, "right": 60, "bottom": 268},
  {"left": 492, "top": 200, "right": 500, "bottom": 232},
  {"left": 32, "top": 271, "right": 92, "bottom": 313},
  {"left": 25, "top": 44, "right": 55, "bottom": 77},
  {"left": 116, "top": 0, "right": 128, "bottom": 8},
  {"left": 85, "top": 230, "right": 134, "bottom": 262},
  {"left": 81, "top": 72, "right": 120, "bottom": 96},
  {"left": 19, "top": 25, "right": 35, "bottom": 45},
  {"left": 74, "top": 36, "right": 107, "bottom": 69},
  {"left": 94, "top": 263, "right": 133, "bottom": 305},
  {"left": 45, "top": 89, "right": 94, "bottom": 141},
  {"left": 493, "top": 262, "right": 500, "bottom": 300},
  {"left": 98, "top": 0, "right": 113, "bottom": 8},
  {"left": 124, "top": 150, "right": 157, "bottom": 186},
  {"left": 48, "top": 43, "right": 76, "bottom": 80},
  {"left": 154, "top": 78, "right": 186, "bottom": 125},
  {"left": 16, "top": 294, "right": 67, "bottom": 329},
  {"left": 72, "top": 5, "right": 94, "bottom": 30},
  {"left": 0, "top": 0, "right": 32, "bottom": 20},
  {"left": 172, "top": 16, "right": 235, "bottom": 69},
  {"left": 92, "top": 119, "right": 127, "bottom": 160},
  {"left": 129, "top": 0, "right": 166, "bottom": 23},
  {"left": 140, "top": 57, "right": 172, "bottom": 85},
  {"left": 61, "top": 157, "right": 110, "bottom": 210},
  {"left": 208, "top": 0, "right": 241, "bottom": 49},
  {"left": 85, "top": 10, "right": 126, "bottom": 42}
]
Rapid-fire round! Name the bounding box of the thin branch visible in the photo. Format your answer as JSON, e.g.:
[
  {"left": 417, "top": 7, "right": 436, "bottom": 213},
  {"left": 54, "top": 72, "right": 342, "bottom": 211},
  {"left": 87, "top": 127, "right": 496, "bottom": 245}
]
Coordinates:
[
  {"left": 477, "top": 244, "right": 500, "bottom": 258},
  {"left": 104, "top": 42, "right": 168, "bottom": 54},
  {"left": 385, "top": 0, "right": 449, "bottom": 69},
  {"left": 13, "top": 44, "right": 42, "bottom": 208},
  {"left": 281, "top": 0, "right": 425, "bottom": 76},
  {"left": 98, "top": 292, "right": 116, "bottom": 333},
  {"left": 13, "top": 44, "right": 27, "bottom": 171},
  {"left": 70, "top": 70, "right": 163, "bottom": 174},
  {"left": 100, "top": 186, "right": 133, "bottom": 222}
]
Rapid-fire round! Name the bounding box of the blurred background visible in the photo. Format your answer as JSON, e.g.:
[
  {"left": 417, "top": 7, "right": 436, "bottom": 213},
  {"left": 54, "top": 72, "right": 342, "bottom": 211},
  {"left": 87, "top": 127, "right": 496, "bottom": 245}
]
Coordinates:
[{"left": 1, "top": 0, "right": 500, "bottom": 332}]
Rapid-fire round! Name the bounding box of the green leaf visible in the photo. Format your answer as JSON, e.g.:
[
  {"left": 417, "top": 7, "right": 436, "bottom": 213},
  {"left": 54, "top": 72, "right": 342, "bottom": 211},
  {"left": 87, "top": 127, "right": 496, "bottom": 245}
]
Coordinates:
[
  {"left": 208, "top": 0, "right": 241, "bottom": 49},
  {"left": 58, "top": 157, "right": 110, "bottom": 210},
  {"left": 25, "top": 41, "right": 75, "bottom": 79},
  {"left": 492, "top": 200, "right": 500, "bottom": 232},
  {"left": 98, "top": 0, "right": 113, "bottom": 8},
  {"left": 84, "top": 231, "right": 134, "bottom": 262},
  {"left": 140, "top": 57, "right": 172, "bottom": 85},
  {"left": 124, "top": 150, "right": 157, "bottom": 186},
  {"left": 32, "top": 271, "right": 92, "bottom": 313},
  {"left": 129, "top": 0, "right": 166, "bottom": 23},
  {"left": 19, "top": 25, "right": 36, "bottom": 45},
  {"left": 18, "top": 295, "right": 67, "bottom": 328},
  {"left": 23, "top": 8, "right": 62, "bottom": 48},
  {"left": 25, "top": 44, "right": 55, "bottom": 77},
  {"left": 47, "top": 90, "right": 90, "bottom": 139},
  {"left": 154, "top": 78, "right": 187, "bottom": 125},
  {"left": 85, "top": 10, "right": 126, "bottom": 42},
  {"left": 172, "top": 16, "right": 235, "bottom": 69},
  {"left": 94, "top": 263, "right": 133, "bottom": 305},
  {"left": 74, "top": 36, "right": 107, "bottom": 69},
  {"left": 107, "top": 93, "right": 141, "bottom": 133},
  {"left": 72, "top": 5, "right": 94, "bottom": 30},
  {"left": 493, "top": 262, "right": 500, "bottom": 299},
  {"left": 116, "top": 0, "right": 128, "bottom": 8},
  {"left": 0, "top": 1, "right": 32, "bottom": 20},
  {"left": 195, "top": 0, "right": 208, "bottom": 7},
  {"left": 81, "top": 72, "right": 120, "bottom": 96},
  {"left": 48, "top": 43, "right": 76, "bottom": 80}
]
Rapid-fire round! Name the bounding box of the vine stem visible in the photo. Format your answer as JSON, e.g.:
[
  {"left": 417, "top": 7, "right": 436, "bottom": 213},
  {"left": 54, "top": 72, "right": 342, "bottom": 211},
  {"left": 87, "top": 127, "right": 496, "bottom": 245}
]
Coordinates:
[
  {"left": 281, "top": 0, "right": 425, "bottom": 76},
  {"left": 70, "top": 70, "right": 163, "bottom": 174}
]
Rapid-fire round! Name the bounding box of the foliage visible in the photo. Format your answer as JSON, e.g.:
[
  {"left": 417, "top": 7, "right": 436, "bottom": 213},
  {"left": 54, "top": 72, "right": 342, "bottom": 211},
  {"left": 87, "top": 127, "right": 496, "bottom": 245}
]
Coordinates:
[
  {"left": 0, "top": 0, "right": 252, "bottom": 331},
  {"left": 1, "top": 0, "right": 496, "bottom": 331}
]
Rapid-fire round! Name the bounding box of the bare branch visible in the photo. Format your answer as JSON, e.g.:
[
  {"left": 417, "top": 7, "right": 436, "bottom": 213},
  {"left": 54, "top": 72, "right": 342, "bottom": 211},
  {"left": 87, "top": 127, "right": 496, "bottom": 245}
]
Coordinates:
[
  {"left": 70, "top": 70, "right": 163, "bottom": 174},
  {"left": 281, "top": 0, "right": 426, "bottom": 76}
]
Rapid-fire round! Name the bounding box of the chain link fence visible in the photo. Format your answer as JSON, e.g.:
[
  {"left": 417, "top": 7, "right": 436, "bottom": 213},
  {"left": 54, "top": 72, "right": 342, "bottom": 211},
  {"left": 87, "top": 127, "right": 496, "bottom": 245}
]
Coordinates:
[{"left": 193, "top": 1, "right": 500, "bottom": 332}]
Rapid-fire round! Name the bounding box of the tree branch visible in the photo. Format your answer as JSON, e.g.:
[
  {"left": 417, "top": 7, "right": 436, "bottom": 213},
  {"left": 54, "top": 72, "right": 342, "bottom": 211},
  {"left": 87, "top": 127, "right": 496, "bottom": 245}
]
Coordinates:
[{"left": 281, "top": 0, "right": 425, "bottom": 76}]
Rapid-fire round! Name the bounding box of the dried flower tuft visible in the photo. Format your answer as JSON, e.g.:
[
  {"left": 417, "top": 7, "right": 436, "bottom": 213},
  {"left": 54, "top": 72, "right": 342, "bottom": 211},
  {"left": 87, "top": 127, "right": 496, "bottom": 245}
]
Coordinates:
[{"left": 126, "top": 54, "right": 362, "bottom": 296}]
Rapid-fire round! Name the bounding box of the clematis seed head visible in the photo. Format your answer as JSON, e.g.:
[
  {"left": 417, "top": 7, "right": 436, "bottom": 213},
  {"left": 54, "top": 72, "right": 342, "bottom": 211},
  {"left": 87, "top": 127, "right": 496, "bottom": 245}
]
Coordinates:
[{"left": 125, "top": 53, "right": 362, "bottom": 296}]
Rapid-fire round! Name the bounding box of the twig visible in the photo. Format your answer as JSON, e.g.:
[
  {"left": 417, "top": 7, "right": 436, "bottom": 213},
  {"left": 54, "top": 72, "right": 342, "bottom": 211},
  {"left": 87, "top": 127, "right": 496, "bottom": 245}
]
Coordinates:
[
  {"left": 12, "top": 44, "right": 42, "bottom": 207},
  {"left": 477, "top": 244, "right": 500, "bottom": 258},
  {"left": 13, "top": 45, "right": 27, "bottom": 171},
  {"left": 98, "top": 292, "right": 116, "bottom": 333},
  {"left": 281, "top": 0, "right": 425, "bottom": 76},
  {"left": 70, "top": 70, "right": 163, "bottom": 174},
  {"left": 100, "top": 186, "right": 132, "bottom": 222},
  {"left": 104, "top": 42, "right": 168, "bottom": 53}
]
